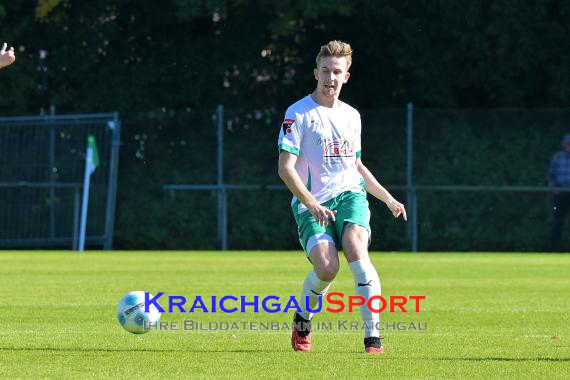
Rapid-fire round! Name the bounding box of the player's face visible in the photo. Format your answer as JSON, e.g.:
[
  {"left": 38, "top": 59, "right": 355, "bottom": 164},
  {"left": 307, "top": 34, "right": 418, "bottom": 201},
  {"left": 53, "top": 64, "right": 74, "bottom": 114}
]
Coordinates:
[{"left": 314, "top": 56, "right": 350, "bottom": 99}]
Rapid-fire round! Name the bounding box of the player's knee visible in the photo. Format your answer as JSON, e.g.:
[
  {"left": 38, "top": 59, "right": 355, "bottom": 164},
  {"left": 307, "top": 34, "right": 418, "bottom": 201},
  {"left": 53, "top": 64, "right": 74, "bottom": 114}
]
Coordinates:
[
  {"left": 307, "top": 234, "right": 339, "bottom": 281},
  {"left": 343, "top": 239, "right": 369, "bottom": 262},
  {"left": 342, "top": 224, "right": 369, "bottom": 261},
  {"left": 314, "top": 262, "right": 339, "bottom": 282},
  {"left": 345, "top": 250, "right": 368, "bottom": 263}
]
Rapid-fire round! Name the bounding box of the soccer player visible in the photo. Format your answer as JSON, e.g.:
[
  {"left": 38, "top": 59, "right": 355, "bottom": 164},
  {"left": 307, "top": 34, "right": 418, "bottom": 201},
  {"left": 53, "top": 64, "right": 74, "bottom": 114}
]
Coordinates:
[
  {"left": 0, "top": 42, "right": 16, "bottom": 69},
  {"left": 277, "top": 40, "right": 407, "bottom": 354}
]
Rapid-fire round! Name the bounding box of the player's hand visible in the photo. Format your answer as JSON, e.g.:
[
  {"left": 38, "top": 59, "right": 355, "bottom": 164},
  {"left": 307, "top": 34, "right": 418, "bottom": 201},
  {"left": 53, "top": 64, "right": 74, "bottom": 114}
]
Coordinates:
[
  {"left": 308, "top": 203, "right": 337, "bottom": 227},
  {"left": 386, "top": 198, "right": 407, "bottom": 221},
  {"left": 0, "top": 43, "right": 16, "bottom": 68}
]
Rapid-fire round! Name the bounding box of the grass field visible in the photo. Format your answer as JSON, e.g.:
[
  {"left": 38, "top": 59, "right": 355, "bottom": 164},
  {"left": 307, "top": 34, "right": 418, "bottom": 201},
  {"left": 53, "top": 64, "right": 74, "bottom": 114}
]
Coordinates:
[{"left": 0, "top": 251, "right": 568, "bottom": 379}]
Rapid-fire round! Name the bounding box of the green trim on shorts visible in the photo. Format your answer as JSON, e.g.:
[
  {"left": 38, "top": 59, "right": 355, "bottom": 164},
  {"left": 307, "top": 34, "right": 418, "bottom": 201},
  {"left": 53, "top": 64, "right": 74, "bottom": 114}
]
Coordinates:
[
  {"left": 294, "top": 191, "right": 371, "bottom": 253},
  {"left": 278, "top": 143, "right": 299, "bottom": 156},
  {"left": 356, "top": 150, "right": 362, "bottom": 158}
]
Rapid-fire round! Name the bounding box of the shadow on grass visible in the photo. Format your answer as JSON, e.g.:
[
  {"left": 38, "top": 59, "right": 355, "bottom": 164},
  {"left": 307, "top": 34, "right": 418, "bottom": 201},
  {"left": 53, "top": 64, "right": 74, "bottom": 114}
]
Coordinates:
[
  {"left": 3, "top": 347, "right": 569, "bottom": 361},
  {"left": 359, "top": 356, "right": 570, "bottom": 362},
  {"left": 0, "top": 347, "right": 264, "bottom": 353}
]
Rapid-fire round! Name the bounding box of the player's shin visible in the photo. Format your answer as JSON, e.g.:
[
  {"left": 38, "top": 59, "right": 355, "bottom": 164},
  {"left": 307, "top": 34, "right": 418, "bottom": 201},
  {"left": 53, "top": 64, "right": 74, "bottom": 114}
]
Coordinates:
[
  {"left": 349, "top": 258, "right": 381, "bottom": 338},
  {"left": 299, "top": 270, "right": 332, "bottom": 320}
]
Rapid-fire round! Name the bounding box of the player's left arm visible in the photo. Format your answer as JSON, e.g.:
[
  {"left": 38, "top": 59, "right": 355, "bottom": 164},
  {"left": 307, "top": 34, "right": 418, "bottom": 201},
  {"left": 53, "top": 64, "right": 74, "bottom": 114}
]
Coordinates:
[{"left": 356, "top": 158, "right": 407, "bottom": 221}]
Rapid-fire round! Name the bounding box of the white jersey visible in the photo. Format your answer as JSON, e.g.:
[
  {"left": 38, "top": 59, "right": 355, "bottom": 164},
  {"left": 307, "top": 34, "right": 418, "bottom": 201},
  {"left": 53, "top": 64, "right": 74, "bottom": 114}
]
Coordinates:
[{"left": 278, "top": 95, "right": 365, "bottom": 214}]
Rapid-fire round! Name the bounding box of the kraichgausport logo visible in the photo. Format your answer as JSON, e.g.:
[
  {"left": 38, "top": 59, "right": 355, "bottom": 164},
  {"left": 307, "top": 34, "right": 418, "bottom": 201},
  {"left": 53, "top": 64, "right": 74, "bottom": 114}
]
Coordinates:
[
  {"left": 144, "top": 320, "right": 428, "bottom": 332},
  {"left": 144, "top": 292, "right": 426, "bottom": 314}
]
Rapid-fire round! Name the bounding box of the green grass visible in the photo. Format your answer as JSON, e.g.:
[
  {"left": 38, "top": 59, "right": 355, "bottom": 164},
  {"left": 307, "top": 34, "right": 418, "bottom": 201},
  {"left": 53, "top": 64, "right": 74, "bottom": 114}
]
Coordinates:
[{"left": 0, "top": 251, "right": 568, "bottom": 379}]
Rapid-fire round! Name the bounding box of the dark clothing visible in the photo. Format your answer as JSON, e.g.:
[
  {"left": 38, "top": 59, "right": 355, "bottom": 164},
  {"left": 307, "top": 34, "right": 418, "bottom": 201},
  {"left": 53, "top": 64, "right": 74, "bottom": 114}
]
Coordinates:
[
  {"left": 548, "top": 149, "right": 570, "bottom": 251},
  {"left": 548, "top": 151, "right": 570, "bottom": 187},
  {"left": 552, "top": 192, "right": 570, "bottom": 252}
]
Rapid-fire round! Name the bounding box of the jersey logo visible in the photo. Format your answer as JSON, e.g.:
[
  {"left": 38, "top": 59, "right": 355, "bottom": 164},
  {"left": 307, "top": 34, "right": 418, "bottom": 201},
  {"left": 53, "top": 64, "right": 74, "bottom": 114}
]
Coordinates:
[
  {"left": 324, "top": 140, "right": 353, "bottom": 158},
  {"left": 281, "top": 119, "right": 294, "bottom": 136}
]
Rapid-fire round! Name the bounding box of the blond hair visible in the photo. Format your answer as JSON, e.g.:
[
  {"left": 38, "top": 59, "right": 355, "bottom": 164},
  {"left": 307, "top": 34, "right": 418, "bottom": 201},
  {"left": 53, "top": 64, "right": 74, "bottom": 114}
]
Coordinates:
[{"left": 316, "top": 40, "right": 353, "bottom": 68}]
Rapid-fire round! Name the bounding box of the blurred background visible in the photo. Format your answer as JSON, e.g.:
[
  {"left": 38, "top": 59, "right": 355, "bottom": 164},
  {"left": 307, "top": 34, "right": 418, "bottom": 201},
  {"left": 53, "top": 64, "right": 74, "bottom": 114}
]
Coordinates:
[{"left": 0, "top": 0, "right": 569, "bottom": 251}]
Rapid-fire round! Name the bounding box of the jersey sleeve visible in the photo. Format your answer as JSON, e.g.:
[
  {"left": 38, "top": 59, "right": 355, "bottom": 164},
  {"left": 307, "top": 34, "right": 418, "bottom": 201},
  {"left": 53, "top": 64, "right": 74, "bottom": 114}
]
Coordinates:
[
  {"left": 277, "top": 109, "right": 302, "bottom": 156},
  {"left": 354, "top": 112, "right": 362, "bottom": 158}
]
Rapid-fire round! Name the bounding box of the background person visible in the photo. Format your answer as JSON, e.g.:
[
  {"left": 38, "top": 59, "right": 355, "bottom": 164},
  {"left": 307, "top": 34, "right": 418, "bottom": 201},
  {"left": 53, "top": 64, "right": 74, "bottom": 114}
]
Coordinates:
[{"left": 548, "top": 133, "right": 570, "bottom": 251}]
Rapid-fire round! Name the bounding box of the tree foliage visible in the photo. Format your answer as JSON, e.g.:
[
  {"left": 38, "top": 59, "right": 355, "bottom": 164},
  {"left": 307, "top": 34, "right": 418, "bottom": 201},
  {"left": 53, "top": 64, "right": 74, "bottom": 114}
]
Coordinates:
[{"left": 1, "top": 0, "right": 569, "bottom": 113}]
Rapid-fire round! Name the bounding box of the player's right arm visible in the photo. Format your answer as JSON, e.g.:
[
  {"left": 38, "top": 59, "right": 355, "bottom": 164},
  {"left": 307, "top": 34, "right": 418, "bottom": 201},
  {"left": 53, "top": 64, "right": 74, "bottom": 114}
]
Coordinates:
[{"left": 278, "top": 151, "right": 336, "bottom": 226}]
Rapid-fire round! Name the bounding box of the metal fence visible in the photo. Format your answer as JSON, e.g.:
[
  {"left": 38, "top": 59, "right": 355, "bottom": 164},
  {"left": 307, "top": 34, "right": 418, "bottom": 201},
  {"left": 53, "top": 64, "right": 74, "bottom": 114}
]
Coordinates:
[
  {"left": 161, "top": 105, "right": 570, "bottom": 252},
  {"left": 0, "top": 112, "right": 121, "bottom": 249},
  {"left": 3, "top": 106, "right": 567, "bottom": 251}
]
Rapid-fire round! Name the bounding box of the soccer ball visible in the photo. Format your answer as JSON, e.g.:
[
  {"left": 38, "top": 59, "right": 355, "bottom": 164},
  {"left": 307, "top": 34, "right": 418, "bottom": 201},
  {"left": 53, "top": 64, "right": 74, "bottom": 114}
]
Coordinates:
[{"left": 117, "top": 291, "right": 161, "bottom": 334}]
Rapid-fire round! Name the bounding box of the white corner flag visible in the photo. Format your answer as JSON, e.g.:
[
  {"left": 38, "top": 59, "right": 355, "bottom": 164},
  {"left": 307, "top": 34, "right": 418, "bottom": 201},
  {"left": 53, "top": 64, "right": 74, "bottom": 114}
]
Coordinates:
[{"left": 78, "top": 135, "right": 99, "bottom": 251}]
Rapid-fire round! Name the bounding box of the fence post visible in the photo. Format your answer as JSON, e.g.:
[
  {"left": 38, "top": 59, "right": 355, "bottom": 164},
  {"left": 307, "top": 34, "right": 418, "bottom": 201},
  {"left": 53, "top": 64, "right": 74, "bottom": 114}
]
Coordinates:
[
  {"left": 72, "top": 186, "right": 80, "bottom": 250},
  {"left": 49, "top": 105, "right": 56, "bottom": 238},
  {"left": 103, "top": 113, "right": 121, "bottom": 250},
  {"left": 411, "top": 189, "right": 418, "bottom": 252},
  {"left": 406, "top": 102, "right": 417, "bottom": 252},
  {"left": 216, "top": 105, "right": 228, "bottom": 250}
]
